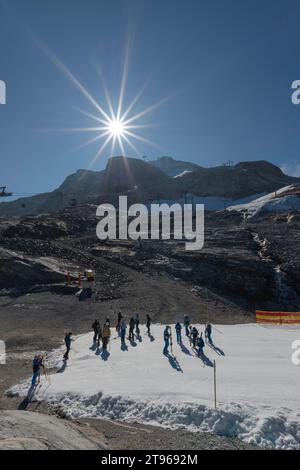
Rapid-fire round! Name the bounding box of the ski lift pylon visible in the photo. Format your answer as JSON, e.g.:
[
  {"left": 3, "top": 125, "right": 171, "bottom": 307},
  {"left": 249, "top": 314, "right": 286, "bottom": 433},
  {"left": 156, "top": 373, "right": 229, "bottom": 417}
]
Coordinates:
[{"left": 0, "top": 186, "right": 13, "bottom": 197}]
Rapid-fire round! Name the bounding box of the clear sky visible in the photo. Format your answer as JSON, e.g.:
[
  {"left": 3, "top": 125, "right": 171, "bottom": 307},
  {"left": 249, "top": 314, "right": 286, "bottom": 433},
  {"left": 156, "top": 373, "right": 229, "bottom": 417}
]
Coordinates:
[{"left": 1, "top": 0, "right": 300, "bottom": 196}]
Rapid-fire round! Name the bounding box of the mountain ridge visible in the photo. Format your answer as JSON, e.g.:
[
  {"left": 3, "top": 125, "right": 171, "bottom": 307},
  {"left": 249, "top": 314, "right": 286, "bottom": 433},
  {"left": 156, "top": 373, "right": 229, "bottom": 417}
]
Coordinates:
[{"left": 1, "top": 156, "right": 299, "bottom": 216}]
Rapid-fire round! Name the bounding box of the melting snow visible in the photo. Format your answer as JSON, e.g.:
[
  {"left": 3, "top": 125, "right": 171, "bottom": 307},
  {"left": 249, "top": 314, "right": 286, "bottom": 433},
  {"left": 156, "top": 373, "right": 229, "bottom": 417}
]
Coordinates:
[{"left": 9, "top": 323, "right": 300, "bottom": 449}]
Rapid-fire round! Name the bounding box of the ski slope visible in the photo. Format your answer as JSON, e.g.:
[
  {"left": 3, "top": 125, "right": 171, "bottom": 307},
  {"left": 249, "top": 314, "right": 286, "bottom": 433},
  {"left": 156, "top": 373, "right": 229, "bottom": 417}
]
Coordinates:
[
  {"left": 9, "top": 324, "right": 300, "bottom": 449},
  {"left": 228, "top": 185, "right": 300, "bottom": 217}
]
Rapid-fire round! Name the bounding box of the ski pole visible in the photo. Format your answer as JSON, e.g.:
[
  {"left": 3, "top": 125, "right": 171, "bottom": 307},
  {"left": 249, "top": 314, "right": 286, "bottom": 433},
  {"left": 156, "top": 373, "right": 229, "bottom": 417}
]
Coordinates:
[{"left": 44, "top": 366, "right": 51, "bottom": 385}]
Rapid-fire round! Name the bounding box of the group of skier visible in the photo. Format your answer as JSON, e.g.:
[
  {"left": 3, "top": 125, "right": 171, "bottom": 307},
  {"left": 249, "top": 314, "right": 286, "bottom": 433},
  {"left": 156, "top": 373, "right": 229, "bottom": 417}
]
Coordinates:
[
  {"left": 91, "top": 312, "right": 152, "bottom": 349},
  {"left": 165, "top": 315, "right": 213, "bottom": 357},
  {"left": 31, "top": 311, "right": 213, "bottom": 386},
  {"left": 91, "top": 319, "right": 111, "bottom": 350}
]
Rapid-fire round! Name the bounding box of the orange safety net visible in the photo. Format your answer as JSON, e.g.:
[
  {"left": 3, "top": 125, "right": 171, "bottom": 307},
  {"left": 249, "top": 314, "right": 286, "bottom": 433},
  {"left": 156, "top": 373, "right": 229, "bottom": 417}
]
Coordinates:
[{"left": 256, "top": 310, "right": 300, "bottom": 324}]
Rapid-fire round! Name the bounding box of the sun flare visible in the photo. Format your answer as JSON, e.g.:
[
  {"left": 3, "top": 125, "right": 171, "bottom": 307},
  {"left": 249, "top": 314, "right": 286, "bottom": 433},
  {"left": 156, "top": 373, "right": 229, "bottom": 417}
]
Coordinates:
[
  {"left": 107, "top": 118, "right": 126, "bottom": 138},
  {"left": 39, "top": 40, "right": 167, "bottom": 166}
]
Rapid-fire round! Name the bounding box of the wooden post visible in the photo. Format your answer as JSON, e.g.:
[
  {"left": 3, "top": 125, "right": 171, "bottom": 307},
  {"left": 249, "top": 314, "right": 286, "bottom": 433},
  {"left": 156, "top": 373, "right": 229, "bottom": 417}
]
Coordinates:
[{"left": 214, "top": 360, "right": 217, "bottom": 409}]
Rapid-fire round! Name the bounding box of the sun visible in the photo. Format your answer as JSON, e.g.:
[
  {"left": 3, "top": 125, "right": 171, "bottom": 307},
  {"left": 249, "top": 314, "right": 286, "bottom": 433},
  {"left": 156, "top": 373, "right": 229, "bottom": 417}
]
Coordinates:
[{"left": 107, "top": 118, "right": 126, "bottom": 138}]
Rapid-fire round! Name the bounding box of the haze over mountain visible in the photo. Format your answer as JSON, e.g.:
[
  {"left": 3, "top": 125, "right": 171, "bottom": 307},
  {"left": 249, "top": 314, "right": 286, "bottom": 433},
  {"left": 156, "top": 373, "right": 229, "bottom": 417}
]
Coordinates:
[{"left": 0, "top": 156, "right": 299, "bottom": 216}]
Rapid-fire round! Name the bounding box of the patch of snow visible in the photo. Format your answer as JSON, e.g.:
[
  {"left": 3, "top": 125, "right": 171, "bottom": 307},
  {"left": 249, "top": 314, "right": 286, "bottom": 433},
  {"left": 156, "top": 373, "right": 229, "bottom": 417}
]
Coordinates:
[
  {"left": 228, "top": 185, "right": 300, "bottom": 217},
  {"left": 9, "top": 324, "right": 300, "bottom": 449},
  {"left": 150, "top": 193, "right": 266, "bottom": 211},
  {"left": 173, "top": 170, "right": 193, "bottom": 178}
]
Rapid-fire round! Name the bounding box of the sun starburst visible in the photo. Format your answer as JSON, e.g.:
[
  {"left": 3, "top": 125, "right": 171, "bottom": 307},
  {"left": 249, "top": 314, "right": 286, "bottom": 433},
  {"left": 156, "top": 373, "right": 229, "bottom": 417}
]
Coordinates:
[
  {"left": 36, "top": 39, "right": 168, "bottom": 167},
  {"left": 73, "top": 76, "right": 164, "bottom": 168}
]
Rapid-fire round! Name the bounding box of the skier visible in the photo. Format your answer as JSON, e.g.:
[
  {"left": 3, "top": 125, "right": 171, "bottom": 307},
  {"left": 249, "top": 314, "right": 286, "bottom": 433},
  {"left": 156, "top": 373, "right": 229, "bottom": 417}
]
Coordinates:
[
  {"left": 97, "top": 324, "right": 103, "bottom": 348},
  {"left": 64, "top": 332, "right": 72, "bottom": 361},
  {"left": 183, "top": 314, "right": 190, "bottom": 336},
  {"left": 129, "top": 316, "right": 135, "bottom": 342},
  {"left": 163, "top": 326, "right": 171, "bottom": 355},
  {"left": 134, "top": 313, "right": 140, "bottom": 336},
  {"left": 197, "top": 333, "right": 205, "bottom": 356},
  {"left": 205, "top": 323, "right": 212, "bottom": 344},
  {"left": 31, "top": 355, "right": 45, "bottom": 386},
  {"left": 146, "top": 314, "right": 152, "bottom": 334},
  {"left": 175, "top": 322, "right": 182, "bottom": 344},
  {"left": 102, "top": 321, "right": 111, "bottom": 350},
  {"left": 191, "top": 326, "right": 199, "bottom": 348},
  {"left": 92, "top": 319, "right": 101, "bottom": 346},
  {"left": 120, "top": 317, "right": 127, "bottom": 344},
  {"left": 116, "top": 312, "right": 123, "bottom": 334}
]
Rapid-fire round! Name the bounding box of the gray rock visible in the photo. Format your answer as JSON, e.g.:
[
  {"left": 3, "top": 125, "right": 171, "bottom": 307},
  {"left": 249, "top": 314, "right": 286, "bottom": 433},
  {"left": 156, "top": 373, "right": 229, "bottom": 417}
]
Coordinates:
[{"left": 0, "top": 410, "right": 106, "bottom": 450}]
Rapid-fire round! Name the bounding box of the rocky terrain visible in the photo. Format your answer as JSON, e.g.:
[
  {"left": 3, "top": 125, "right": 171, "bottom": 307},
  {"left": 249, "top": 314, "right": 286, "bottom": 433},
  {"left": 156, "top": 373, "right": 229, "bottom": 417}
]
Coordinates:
[
  {"left": 0, "top": 410, "right": 256, "bottom": 450},
  {"left": 0, "top": 201, "right": 299, "bottom": 312}
]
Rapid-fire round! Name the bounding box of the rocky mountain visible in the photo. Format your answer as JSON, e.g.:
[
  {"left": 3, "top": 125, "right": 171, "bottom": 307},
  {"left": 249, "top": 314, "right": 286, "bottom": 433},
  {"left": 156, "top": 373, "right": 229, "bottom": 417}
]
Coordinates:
[
  {"left": 175, "top": 161, "right": 300, "bottom": 199},
  {"left": 1, "top": 157, "right": 299, "bottom": 216},
  {"left": 100, "top": 156, "right": 177, "bottom": 198}
]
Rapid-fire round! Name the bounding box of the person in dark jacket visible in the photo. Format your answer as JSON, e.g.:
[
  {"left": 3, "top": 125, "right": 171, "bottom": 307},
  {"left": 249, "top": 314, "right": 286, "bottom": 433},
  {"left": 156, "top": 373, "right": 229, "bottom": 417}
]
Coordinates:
[
  {"left": 163, "top": 326, "right": 171, "bottom": 354},
  {"left": 197, "top": 333, "right": 205, "bottom": 356},
  {"left": 183, "top": 315, "right": 190, "bottom": 336},
  {"left": 92, "top": 319, "right": 101, "bottom": 346},
  {"left": 205, "top": 323, "right": 212, "bottom": 344},
  {"left": 64, "top": 332, "right": 72, "bottom": 361},
  {"left": 146, "top": 314, "right": 152, "bottom": 334},
  {"left": 31, "top": 355, "right": 45, "bottom": 386},
  {"left": 134, "top": 313, "right": 140, "bottom": 335},
  {"left": 129, "top": 316, "right": 135, "bottom": 342},
  {"left": 120, "top": 317, "right": 127, "bottom": 344},
  {"left": 191, "top": 326, "right": 199, "bottom": 348},
  {"left": 116, "top": 312, "right": 123, "bottom": 334},
  {"left": 175, "top": 322, "right": 182, "bottom": 344}
]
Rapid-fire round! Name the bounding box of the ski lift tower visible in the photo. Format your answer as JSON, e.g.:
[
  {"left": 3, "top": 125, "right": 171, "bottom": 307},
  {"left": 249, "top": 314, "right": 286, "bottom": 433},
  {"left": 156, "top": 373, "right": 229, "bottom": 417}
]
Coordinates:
[{"left": 0, "top": 186, "right": 13, "bottom": 197}]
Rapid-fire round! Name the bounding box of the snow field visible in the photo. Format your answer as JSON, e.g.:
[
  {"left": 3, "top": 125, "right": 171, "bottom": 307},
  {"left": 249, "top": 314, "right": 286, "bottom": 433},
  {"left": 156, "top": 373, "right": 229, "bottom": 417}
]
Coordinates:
[{"left": 9, "top": 323, "right": 300, "bottom": 449}]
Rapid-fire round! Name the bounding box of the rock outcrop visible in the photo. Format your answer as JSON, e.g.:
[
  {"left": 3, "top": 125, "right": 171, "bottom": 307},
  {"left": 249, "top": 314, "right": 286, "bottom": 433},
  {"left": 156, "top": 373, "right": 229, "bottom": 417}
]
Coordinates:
[{"left": 0, "top": 410, "right": 105, "bottom": 450}]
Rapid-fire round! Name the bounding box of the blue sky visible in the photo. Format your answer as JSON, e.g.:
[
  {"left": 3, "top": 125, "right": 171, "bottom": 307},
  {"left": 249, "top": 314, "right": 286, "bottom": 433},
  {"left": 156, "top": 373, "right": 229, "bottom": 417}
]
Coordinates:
[{"left": 1, "top": 0, "right": 300, "bottom": 196}]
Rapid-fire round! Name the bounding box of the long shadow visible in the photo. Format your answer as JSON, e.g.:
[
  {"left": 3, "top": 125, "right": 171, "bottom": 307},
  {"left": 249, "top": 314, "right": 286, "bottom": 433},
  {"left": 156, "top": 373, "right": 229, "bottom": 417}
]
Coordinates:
[
  {"left": 180, "top": 343, "right": 192, "bottom": 356},
  {"left": 198, "top": 352, "right": 214, "bottom": 367},
  {"left": 208, "top": 341, "right": 225, "bottom": 356},
  {"left": 57, "top": 362, "right": 67, "bottom": 373},
  {"left": 18, "top": 384, "right": 37, "bottom": 409},
  {"left": 101, "top": 349, "right": 110, "bottom": 361},
  {"left": 165, "top": 353, "right": 183, "bottom": 373}
]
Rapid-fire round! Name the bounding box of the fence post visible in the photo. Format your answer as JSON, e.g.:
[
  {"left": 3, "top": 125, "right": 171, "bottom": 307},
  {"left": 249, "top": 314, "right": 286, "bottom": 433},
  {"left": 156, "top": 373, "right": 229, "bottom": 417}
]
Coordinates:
[{"left": 214, "top": 360, "right": 217, "bottom": 409}]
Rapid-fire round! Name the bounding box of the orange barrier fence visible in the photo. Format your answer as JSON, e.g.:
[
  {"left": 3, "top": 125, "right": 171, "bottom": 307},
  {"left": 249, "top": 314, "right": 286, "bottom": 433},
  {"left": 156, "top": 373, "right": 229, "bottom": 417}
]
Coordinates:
[{"left": 256, "top": 310, "right": 300, "bottom": 324}]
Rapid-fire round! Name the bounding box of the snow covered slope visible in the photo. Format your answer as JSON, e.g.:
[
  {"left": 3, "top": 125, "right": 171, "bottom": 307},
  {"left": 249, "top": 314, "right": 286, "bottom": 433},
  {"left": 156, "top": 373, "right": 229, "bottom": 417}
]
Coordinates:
[
  {"left": 149, "top": 192, "right": 266, "bottom": 211},
  {"left": 228, "top": 185, "right": 300, "bottom": 217},
  {"left": 9, "top": 324, "right": 300, "bottom": 449}
]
